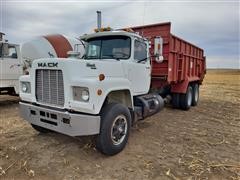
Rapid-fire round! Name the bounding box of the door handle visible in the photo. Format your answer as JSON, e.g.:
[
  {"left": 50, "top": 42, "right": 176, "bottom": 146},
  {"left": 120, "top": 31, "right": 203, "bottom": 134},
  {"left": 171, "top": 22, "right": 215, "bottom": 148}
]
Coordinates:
[{"left": 146, "top": 67, "right": 150, "bottom": 69}]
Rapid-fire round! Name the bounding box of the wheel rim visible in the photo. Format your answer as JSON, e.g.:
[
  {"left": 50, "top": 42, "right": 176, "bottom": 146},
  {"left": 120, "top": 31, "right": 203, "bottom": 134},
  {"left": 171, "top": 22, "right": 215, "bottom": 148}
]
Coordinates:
[
  {"left": 111, "top": 115, "right": 128, "bottom": 145},
  {"left": 187, "top": 88, "right": 193, "bottom": 107}
]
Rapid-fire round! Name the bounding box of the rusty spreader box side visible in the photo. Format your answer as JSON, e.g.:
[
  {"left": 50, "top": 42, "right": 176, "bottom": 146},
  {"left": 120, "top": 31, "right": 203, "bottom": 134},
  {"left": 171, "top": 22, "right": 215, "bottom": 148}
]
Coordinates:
[{"left": 131, "top": 22, "right": 206, "bottom": 93}]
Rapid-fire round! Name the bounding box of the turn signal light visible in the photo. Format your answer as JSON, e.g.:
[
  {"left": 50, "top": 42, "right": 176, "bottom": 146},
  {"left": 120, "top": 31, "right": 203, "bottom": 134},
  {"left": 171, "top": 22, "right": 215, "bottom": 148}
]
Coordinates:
[
  {"left": 97, "top": 89, "right": 102, "bottom": 96},
  {"left": 99, "top": 74, "right": 105, "bottom": 81}
]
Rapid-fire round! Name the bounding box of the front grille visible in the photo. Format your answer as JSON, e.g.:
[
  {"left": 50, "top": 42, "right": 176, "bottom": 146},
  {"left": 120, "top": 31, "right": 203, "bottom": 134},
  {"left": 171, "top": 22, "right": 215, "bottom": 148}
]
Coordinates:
[{"left": 36, "top": 69, "right": 64, "bottom": 107}]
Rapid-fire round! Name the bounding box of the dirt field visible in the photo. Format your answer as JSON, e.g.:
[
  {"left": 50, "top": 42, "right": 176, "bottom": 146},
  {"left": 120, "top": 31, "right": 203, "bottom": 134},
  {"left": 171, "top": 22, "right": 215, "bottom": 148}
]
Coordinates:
[{"left": 0, "top": 70, "right": 239, "bottom": 180}]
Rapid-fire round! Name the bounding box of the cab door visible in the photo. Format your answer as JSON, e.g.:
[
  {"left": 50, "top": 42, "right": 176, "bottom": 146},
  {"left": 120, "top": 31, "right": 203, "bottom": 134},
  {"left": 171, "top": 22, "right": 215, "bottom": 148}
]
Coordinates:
[{"left": 126, "top": 39, "right": 151, "bottom": 95}]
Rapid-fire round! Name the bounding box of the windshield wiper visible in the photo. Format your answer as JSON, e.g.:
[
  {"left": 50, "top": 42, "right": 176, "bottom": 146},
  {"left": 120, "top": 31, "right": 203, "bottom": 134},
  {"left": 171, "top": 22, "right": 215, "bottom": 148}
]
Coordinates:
[{"left": 137, "top": 57, "right": 148, "bottom": 63}]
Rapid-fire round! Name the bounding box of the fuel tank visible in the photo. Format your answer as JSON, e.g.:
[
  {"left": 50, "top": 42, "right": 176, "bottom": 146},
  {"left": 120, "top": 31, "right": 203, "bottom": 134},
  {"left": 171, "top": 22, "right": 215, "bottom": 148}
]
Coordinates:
[{"left": 134, "top": 93, "right": 164, "bottom": 120}]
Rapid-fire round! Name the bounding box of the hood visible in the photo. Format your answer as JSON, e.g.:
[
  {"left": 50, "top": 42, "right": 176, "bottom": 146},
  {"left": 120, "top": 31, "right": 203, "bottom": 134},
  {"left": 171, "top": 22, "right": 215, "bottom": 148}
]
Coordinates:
[{"left": 32, "top": 58, "right": 125, "bottom": 78}]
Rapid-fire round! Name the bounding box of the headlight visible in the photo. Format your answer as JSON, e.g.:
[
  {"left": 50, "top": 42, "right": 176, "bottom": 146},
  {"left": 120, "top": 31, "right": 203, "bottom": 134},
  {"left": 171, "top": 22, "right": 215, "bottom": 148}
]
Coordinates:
[
  {"left": 73, "top": 87, "right": 89, "bottom": 102},
  {"left": 21, "top": 82, "right": 31, "bottom": 93},
  {"left": 81, "top": 89, "right": 89, "bottom": 101}
]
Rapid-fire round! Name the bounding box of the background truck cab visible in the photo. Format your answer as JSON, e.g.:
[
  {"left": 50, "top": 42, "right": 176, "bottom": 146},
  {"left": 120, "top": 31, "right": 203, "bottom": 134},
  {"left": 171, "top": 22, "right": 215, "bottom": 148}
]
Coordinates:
[{"left": 0, "top": 32, "right": 22, "bottom": 95}]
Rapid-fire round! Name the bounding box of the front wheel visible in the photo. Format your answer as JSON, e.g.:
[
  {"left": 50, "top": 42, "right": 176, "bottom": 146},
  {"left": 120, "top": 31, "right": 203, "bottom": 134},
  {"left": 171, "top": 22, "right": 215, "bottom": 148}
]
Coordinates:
[{"left": 96, "top": 103, "right": 131, "bottom": 156}]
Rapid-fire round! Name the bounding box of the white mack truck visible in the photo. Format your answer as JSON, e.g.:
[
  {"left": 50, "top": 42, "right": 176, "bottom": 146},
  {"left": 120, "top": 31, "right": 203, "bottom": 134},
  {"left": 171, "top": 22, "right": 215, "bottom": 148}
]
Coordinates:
[
  {"left": 19, "top": 29, "right": 165, "bottom": 155},
  {"left": 0, "top": 33, "right": 83, "bottom": 95}
]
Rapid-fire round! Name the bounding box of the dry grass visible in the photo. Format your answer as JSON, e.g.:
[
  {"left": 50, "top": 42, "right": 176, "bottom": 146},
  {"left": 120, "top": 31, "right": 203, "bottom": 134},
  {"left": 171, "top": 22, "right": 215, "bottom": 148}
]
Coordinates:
[{"left": 0, "top": 69, "right": 239, "bottom": 180}]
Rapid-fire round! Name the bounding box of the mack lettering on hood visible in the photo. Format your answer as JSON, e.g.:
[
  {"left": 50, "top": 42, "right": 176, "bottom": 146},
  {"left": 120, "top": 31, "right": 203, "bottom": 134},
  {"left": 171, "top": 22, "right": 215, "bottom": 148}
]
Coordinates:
[{"left": 38, "top": 62, "right": 58, "bottom": 68}]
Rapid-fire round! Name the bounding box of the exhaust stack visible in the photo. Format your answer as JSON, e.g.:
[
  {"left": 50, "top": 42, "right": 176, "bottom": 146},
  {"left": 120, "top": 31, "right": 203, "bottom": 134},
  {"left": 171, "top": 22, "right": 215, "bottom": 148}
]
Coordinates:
[{"left": 97, "top": 11, "right": 102, "bottom": 31}]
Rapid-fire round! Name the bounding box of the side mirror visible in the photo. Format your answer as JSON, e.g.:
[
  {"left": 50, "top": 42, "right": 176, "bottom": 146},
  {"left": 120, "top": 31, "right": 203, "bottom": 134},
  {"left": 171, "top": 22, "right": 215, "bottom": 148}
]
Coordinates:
[
  {"left": 11, "top": 53, "right": 18, "bottom": 59},
  {"left": 2, "top": 43, "right": 9, "bottom": 56},
  {"left": 154, "top": 37, "right": 164, "bottom": 63},
  {"left": 67, "top": 51, "right": 81, "bottom": 58}
]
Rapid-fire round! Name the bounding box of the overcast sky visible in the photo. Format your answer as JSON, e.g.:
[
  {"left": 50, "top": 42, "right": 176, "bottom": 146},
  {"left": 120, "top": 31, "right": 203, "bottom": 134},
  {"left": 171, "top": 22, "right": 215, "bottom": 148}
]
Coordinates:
[{"left": 1, "top": 0, "right": 239, "bottom": 68}]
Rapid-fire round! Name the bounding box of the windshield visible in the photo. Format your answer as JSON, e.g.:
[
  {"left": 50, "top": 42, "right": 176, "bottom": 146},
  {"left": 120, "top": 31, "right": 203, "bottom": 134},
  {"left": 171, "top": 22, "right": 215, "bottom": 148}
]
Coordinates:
[{"left": 84, "top": 35, "right": 131, "bottom": 60}]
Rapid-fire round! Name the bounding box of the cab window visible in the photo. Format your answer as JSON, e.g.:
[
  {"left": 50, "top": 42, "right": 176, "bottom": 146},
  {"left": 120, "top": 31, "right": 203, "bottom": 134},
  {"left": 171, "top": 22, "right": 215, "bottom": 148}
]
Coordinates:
[
  {"left": 7, "top": 46, "right": 18, "bottom": 58},
  {"left": 134, "top": 40, "right": 147, "bottom": 61},
  {"left": 0, "top": 45, "right": 18, "bottom": 59}
]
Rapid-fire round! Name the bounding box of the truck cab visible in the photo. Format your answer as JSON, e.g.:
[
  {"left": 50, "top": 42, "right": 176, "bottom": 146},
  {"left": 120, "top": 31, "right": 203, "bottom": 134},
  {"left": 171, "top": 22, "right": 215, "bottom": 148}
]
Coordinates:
[
  {"left": 19, "top": 30, "right": 164, "bottom": 155},
  {"left": 82, "top": 31, "right": 151, "bottom": 95},
  {"left": 0, "top": 32, "right": 22, "bottom": 95}
]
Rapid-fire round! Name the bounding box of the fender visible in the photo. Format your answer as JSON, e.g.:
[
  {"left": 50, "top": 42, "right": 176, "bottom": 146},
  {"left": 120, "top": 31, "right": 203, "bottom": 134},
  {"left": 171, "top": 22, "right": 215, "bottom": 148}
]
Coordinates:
[
  {"left": 95, "top": 77, "right": 133, "bottom": 114},
  {"left": 171, "top": 76, "right": 200, "bottom": 93}
]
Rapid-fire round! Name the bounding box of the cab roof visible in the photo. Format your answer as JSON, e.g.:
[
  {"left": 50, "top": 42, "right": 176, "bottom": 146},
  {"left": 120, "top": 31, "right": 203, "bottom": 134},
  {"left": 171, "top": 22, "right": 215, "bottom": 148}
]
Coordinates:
[{"left": 80, "top": 30, "right": 145, "bottom": 41}]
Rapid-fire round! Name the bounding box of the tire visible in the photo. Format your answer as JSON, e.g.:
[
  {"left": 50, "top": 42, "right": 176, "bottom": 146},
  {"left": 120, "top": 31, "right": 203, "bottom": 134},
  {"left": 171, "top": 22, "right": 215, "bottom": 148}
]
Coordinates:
[
  {"left": 191, "top": 83, "right": 199, "bottom": 106},
  {"left": 31, "top": 124, "right": 51, "bottom": 133},
  {"left": 8, "top": 88, "right": 16, "bottom": 96},
  {"left": 172, "top": 93, "right": 180, "bottom": 108},
  {"left": 96, "top": 103, "right": 131, "bottom": 156},
  {"left": 179, "top": 86, "right": 193, "bottom": 110}
]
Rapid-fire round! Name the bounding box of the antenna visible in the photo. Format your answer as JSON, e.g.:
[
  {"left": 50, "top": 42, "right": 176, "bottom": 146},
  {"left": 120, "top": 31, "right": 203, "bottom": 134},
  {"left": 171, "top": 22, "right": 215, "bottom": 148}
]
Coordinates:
[{"left": 141, "top": 2, "right": 147, "bottom": 36}]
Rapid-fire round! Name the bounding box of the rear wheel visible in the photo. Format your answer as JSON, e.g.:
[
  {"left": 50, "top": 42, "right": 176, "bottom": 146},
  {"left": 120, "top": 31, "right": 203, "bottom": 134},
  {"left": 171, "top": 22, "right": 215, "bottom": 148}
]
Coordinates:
[
  {"left": 31, "top": 124, "right": 51, "bottom": 133},
  {"left": 8, "top": 88, "right": 15, "bottom": 95},
  {"left": 96, "top": 103, "right": 131, "bottom": 156},
  {"left": 172, "top": 93, "right": 180, "bottom": 108},
  {"left": 179, "top": 86, "right": 193, "bottom": 110},
  {"left": 191, "top": 83, "right": 199, "bottom": 106}
]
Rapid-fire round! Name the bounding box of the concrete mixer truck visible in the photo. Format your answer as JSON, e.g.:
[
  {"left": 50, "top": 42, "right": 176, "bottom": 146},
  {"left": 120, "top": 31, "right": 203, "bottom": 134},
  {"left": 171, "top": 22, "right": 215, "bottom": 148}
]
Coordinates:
[{"left": 0, "top": 33, "right": 84, "bottom": 95}]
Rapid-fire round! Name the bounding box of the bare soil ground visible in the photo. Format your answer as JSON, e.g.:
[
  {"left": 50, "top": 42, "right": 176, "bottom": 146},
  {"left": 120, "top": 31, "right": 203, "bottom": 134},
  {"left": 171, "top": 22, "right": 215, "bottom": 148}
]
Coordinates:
[{"left": 0, "top": 70, "right": 239, "bottom": 180}]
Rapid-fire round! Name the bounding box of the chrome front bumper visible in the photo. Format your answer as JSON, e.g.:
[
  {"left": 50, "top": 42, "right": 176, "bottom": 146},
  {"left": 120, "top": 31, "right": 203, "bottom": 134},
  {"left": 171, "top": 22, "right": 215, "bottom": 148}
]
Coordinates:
[{"left": 19, "top": 102, "right": 100, "bottom": 136}]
